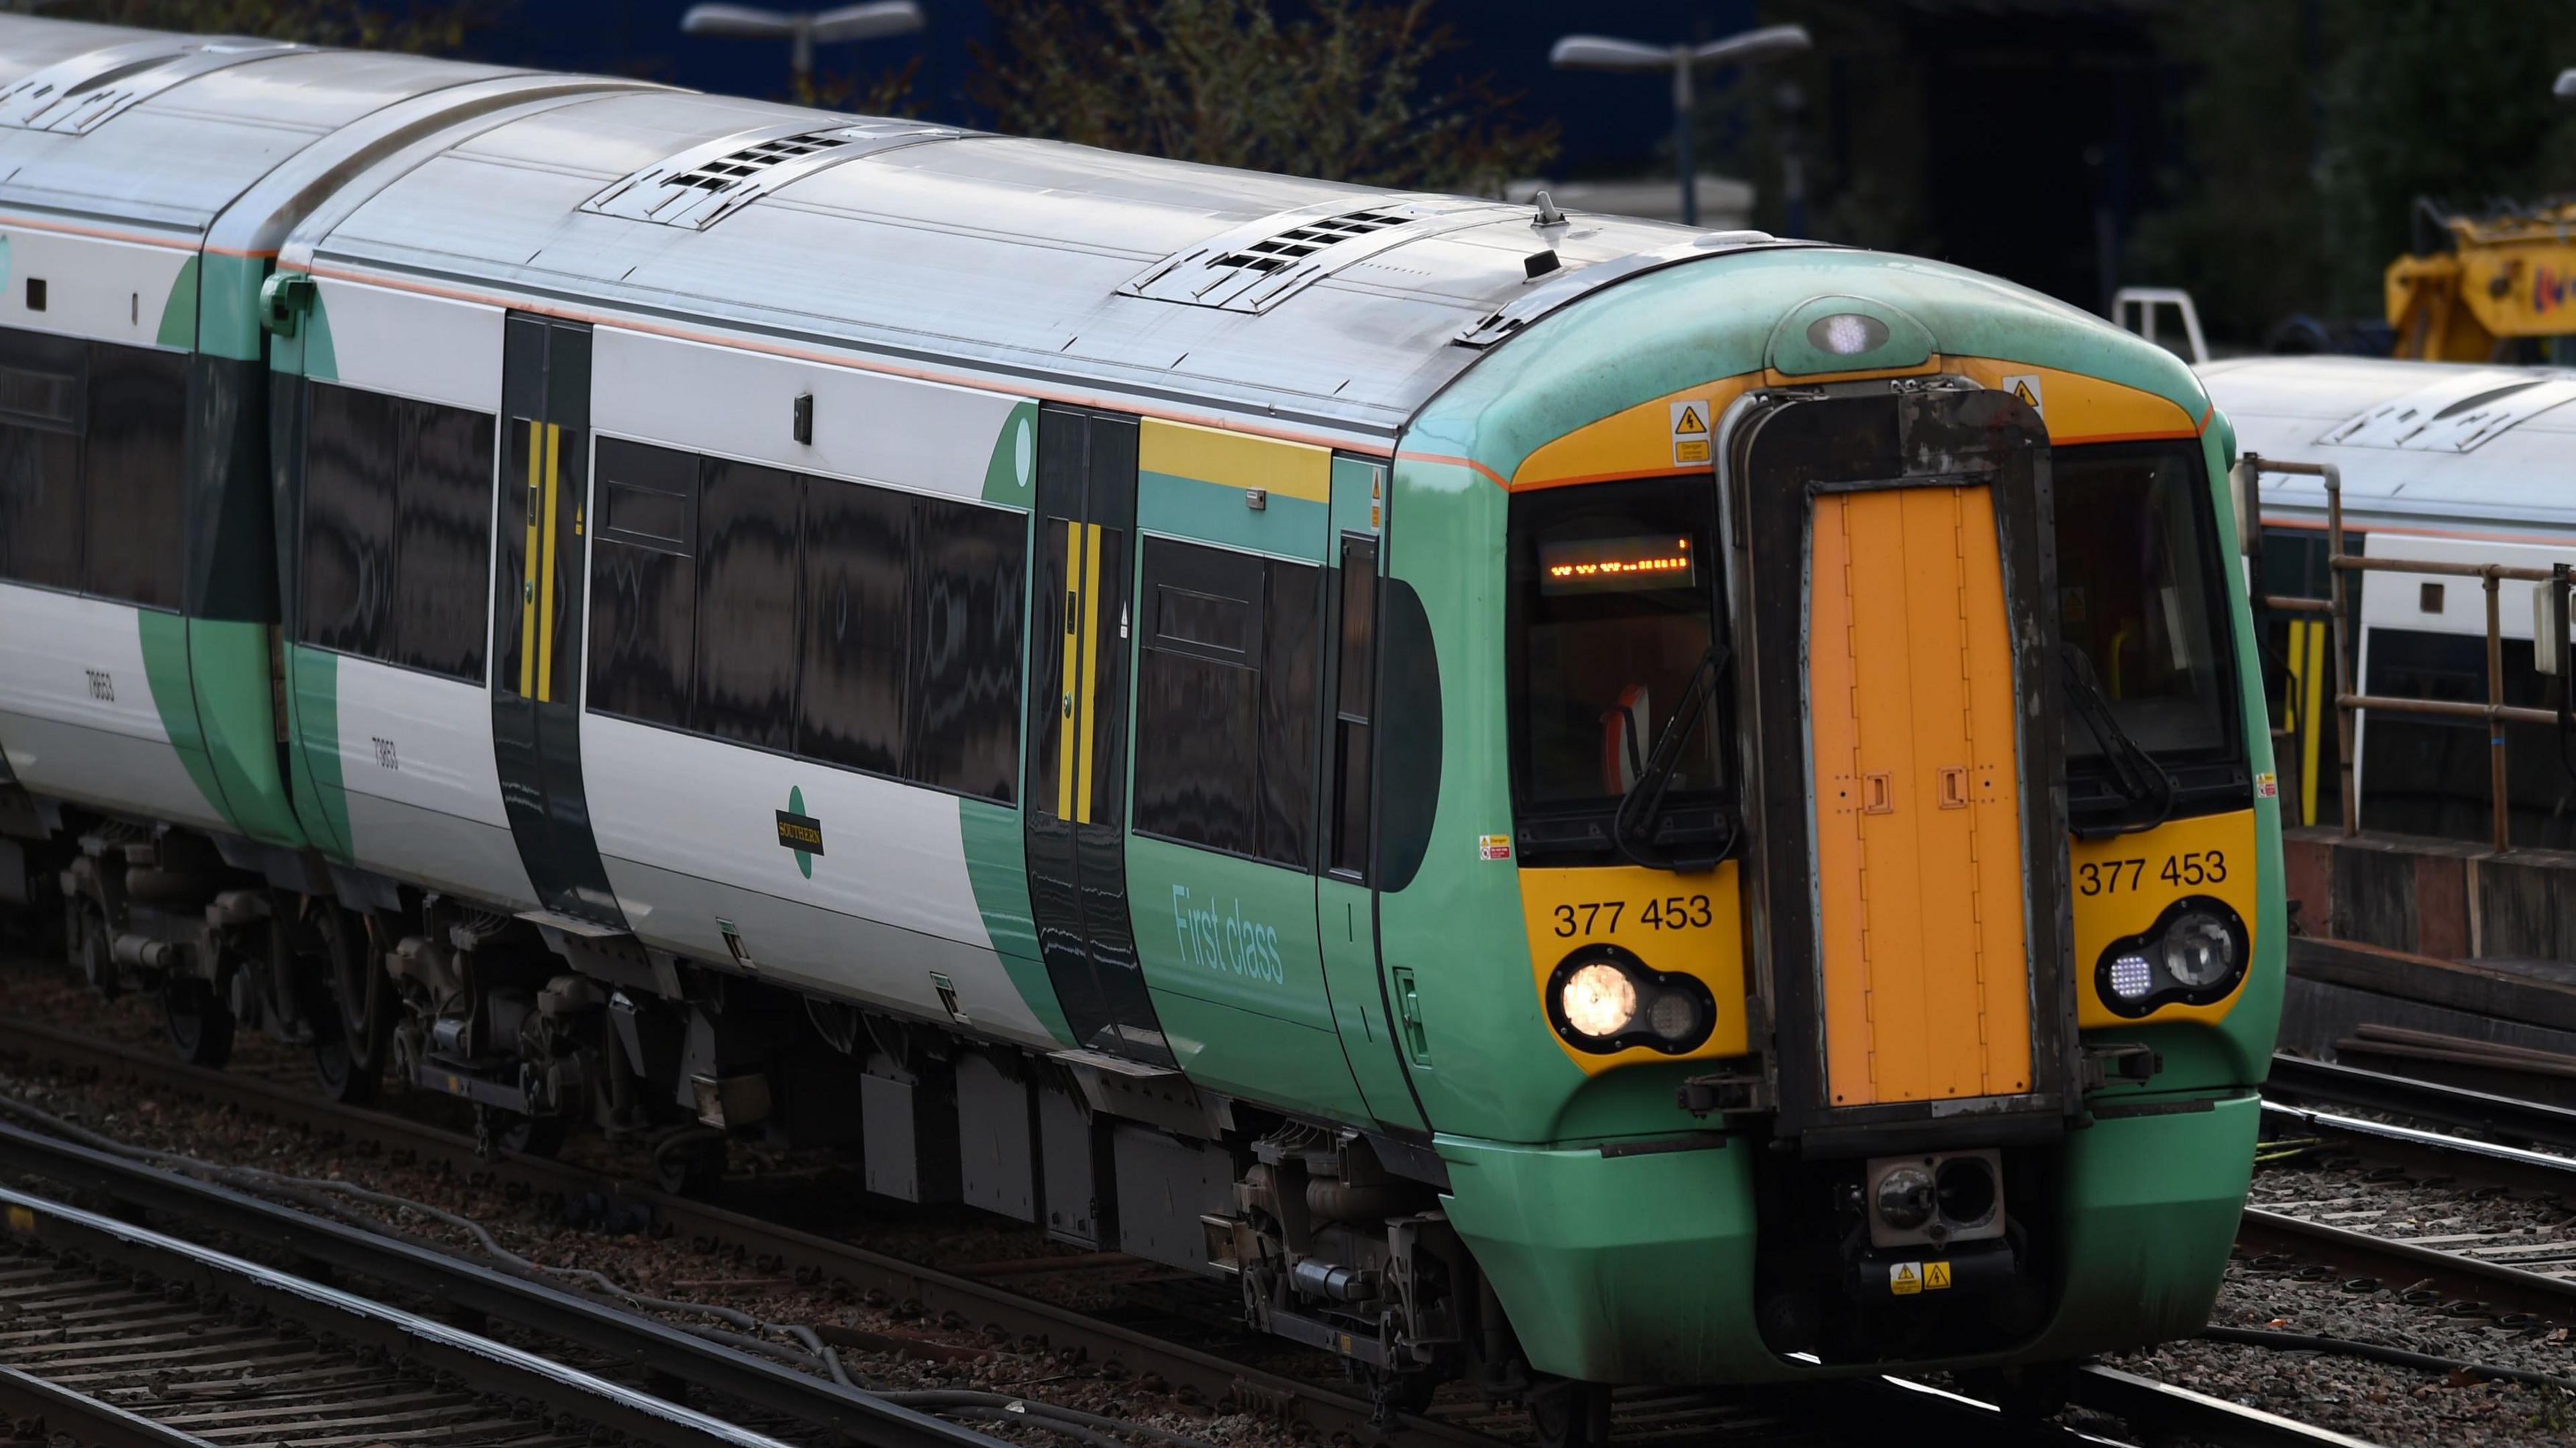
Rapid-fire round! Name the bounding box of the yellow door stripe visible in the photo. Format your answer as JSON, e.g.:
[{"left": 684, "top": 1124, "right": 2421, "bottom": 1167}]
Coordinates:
[
  {"left": 1055, "top": 519, "right": 1081, "bottom": 821},
  {"left": 535, "top": 423, "right": 561, "bottom": 703},
  {"left": 1139, "top": 417, "right": 1330, "bottom": 503},
  {"left": 1075, "top": 522, "right": 1105, "bottom": 824},
  {"left": 2301, "top": 619, "right": 2327, "bottom": 827},
  {"left": 518, "top": 419, "right": 541, "bottom": 698}
]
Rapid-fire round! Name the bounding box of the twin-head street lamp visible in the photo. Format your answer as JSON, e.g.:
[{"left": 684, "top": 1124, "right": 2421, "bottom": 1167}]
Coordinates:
[
  {"left": 680, "top": 3, "right": 926, "bottom": 95},
  {"left": 1550, "top": 25, "right": 1813, "bottom": 228}
]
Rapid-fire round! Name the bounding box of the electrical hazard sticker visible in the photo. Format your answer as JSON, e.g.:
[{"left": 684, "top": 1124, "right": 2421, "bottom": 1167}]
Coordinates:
[
  {"left": 2000, "top": 373, "right": 2045, "bottom": 419},
  {"left": 2255, "top": 771, "right": 2279, "bottom": 799},
  {"left": 1479, "top": 833, "right": 1513, "bottom": 861},
  {"left": 1670, "top": 399, "right": 1712, "bottom": 466},
  {"left": 1887, "top": 1260, "right": 1953, "bottom": 1295}
]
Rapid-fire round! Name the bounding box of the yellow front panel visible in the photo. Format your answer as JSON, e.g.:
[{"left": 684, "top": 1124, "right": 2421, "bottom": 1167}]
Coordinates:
[
  {"left": 1810, "top": 486, "right": 2033, "bottom": 1106},
  {"left": 2072, "top": 810, "right": 2259, "bottom": 1027},
  {"left": 1519, "top": 863, "right": 1748, "bottom": 1075}
]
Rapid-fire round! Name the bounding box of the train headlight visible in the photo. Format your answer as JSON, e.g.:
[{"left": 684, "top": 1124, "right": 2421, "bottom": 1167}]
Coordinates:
[
  {"left": 2094, "top": 897, "right": 2249, "bottom": 1018},
  {"left": 2161, "top": 912, "right": 2237, "bottom": 988},
  {"left": 1545, "top": 948, "right": 1717, "bottom": 1056},
  {"left": 1560, "top": 962, "right": 1638, "bottom": 1039},
  {"left": 1808, "top": 312, "right": 1889, "bottom": 356}
]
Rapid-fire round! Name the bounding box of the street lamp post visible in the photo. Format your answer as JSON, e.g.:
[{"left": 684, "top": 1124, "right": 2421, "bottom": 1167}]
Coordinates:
[
  {"left": 1549, "top": 25, "right": 1812, "bottom": 229},
  {"left": 680, "top": 3, "right": 926, "bottom": 99}
]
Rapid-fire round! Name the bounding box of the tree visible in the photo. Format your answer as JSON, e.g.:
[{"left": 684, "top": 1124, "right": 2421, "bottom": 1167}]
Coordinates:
[
  {"left": 44, "top": 0, "right": 492, "bottom": 54},
  {"left": 970, "top": 0, "right": 1556, "bottom": 194}
]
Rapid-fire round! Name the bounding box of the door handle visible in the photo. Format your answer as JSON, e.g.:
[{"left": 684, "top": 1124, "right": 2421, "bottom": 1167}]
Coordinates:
[
  {"left": 1863, "top": 772, "right": 1895, "bottom": 815},
  {"left": 1391, "top": 966, "right": 1430, "bottom": 1066}
]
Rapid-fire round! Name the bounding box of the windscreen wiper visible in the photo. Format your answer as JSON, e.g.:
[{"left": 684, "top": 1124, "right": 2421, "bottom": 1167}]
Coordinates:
[
  {"left": 1611, "top": 641, "right": 1735, "bottom": 873},
  {"left": 2059, "top": 645, "right": 2178, "bottom": 839}
]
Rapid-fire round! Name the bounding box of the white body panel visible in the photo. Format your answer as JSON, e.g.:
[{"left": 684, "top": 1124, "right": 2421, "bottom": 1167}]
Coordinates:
[
  {"left": 328, "top": 654, "right": 537, "bottom": 910},
  {"left": 592, "top": 327, "right": 1031, "bottom": 500},
  {"left": 0, "top": 227, "right": 193, "bottom": 344},
  {"left": 317, "top": 276, "right": 505, "bottom": 412},
  {"left": 581, "top": 715, "right": 1054, "bottom": 1048},
  {"left": 0, "top": 585, "right": 222, "bottom": 830}
]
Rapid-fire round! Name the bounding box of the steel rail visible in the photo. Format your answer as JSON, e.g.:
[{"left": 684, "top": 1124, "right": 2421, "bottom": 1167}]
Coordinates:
[
  {"left": 0, "top": 1013, "right": 1503, "bottom": 1447},
  {"left": 0, "top": 1121, "right": 1007, "bottom": 1448},
  {"left": 0, "top": 1180, "right": 804, "bottom": 1448},
  {"left": 2266, "top": 1053, "right": 2576, "bottom": 1152},
  {"left": 2237, "top": 1207, "right": 2576, "bottom": 1325},
  {"left": 2260, "top": 1100, "right": 2576, "bottom": 1186},
  {"left": 0, "top": 1358, "right": 217, "bottom": 1448}
]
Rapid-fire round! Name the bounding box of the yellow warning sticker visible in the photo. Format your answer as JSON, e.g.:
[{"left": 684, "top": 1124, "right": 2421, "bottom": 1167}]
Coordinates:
[
  {"left": 2001, "top": 373, "right": 2045, "bottom": 419},
  {"left": 1889, "top": 1262, "right": 1921, "bottom": 1295},
  {"left": 1925, "top": 1260, "right": 1953, "bottom": 1290},
  {"left": 1670, "top": 399, "right": 1712, "bottom": 466},
  {"left": 4, "top": 1207, "right": 31, "bottom": 1235}
]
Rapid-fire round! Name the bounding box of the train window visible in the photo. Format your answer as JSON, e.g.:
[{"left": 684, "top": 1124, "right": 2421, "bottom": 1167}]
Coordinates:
[
  {"left": 2053, "top": 442, "right": 2235, "bottom": 765},
  {"left": 1507, "top": 477, "right": 1727, "bottom": 846},
  {"left": 0, "top": 327, "right": 85, "bottom": 592},
  {"left": 392, "top": 401, "right": 496, "bottom": 681},
  {"left": 909, "top": 497, "right": 1026, "bottom": 803},
  {"left": 692, "top": 457, "right": 802, "bottom": 751},
  {"left": 80, "top": 343, "right": 186, "bottom": 611},
  {"left": 299, "top": 382, "right": 400, "bottom": 659},
  {"left": 587, "top": 438, "right": 698, "bottom": 730},
  {"left": 1134, "top": 539, "right": 1318, "bottom": 868},
  {"left": 1326, "top": 536, "right": 1377, "bottom": 879},
  {"left": 798, "top": 479, "right": 912, "bottom": 777}
]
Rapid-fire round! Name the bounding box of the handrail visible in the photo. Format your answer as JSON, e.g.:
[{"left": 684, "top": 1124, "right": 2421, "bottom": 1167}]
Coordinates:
[{"left": 2239, "top": 453, "right": 2568, "bottom": 852}]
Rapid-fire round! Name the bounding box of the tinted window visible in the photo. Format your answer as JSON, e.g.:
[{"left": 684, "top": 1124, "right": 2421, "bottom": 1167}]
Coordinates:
[
  {"left": 692, "top": 457, "right": 800, "bottom": 750},
  {"left": 301, "top": 383, "right": 399, "bottom": 657},
  {"left": 799, "top": 479, "right": 911, "bottom": 776},
  {"left": 910, "top": 498, "right": 1026, "bottom": 803},
  {"left": 587, "top": 438, "right": 696, "bottom": 729},
  {"left": 0, "top": 328, "right": 83, "bottom": 592},
  {"left": 80, "top": 343, "right": 186, "bottom": 610},
  {"left": 1328, "top": 536, "right": 1377, "bottom": 878},
  {"left": 393, "top": 402, "right": 496, "bottom": 680},
  {"left": 1134, "top": 538, "right": 1318, "bottom": 868}
]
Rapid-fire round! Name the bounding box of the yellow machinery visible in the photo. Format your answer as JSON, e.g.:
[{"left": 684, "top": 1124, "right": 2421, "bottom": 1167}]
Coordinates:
[{"left": 2388, "top": 68, "right": 2576, "bottom": 361}]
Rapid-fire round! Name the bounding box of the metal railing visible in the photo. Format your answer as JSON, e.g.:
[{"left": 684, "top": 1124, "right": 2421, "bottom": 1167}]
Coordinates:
[{"left": 2238, "top": 455, "right": 2571, "bottom": 852}]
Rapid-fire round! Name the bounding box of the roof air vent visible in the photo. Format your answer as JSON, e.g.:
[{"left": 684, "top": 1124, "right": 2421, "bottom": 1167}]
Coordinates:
[
  {"left": 2318, "top": 370, "right": 2576, "bottom": 453},
  {"left": 582, "top": 118, "right": 969, "bottom": 231},
  {"left": 1122, "top": 197, "right": 1511, "bottom": 314},
  {"left": 0, "top": 36, "right": 299, "bottom": 135}
]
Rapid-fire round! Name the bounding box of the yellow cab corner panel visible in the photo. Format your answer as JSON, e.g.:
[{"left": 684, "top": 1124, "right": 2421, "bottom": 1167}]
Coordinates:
[
  {"left": 1519, "top": 862, "right": 1749, "bottom": 1074},
  {"left": 1951, "top": 359, "right": 2202, "bottom": 445},
  {"left": 1507, "top": 357, "right": 2200, "bottom": 492},
  {"left": 2072, "top": 809, "right": 2259, "bottom": 1028},
  {"left": 1139, "top": 416, "right": 1330, "bottom": 502}
]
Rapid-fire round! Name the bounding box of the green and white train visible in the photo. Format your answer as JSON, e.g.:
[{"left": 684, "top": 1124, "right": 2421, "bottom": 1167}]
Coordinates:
[{"left": 0, "top": 15, "right": 2284, "bottom": 1430}]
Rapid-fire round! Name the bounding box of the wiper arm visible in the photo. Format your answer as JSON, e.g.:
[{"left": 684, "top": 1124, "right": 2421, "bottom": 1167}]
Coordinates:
[
  {"left": 2059, "top": 645, "right": 2178, "bottom": 839},
  {"left": 1611, "top": 641, "right": 1735, "bottom": 873}
]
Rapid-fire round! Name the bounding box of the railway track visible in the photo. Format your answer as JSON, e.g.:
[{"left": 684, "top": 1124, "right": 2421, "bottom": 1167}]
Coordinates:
[
  {"left": 0, "top": 1179, "right": 812, "bottom": 1448},
  {"left": 2249, "top": 1057, "right": 2576, "bottom": 1327},
  {"left": 0, "top": 1008, "right": 2383, "bottom": 1448}
]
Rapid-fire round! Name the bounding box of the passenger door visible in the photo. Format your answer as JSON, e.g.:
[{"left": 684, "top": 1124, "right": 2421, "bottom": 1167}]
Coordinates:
[
  {"left": 490, "top": 315, "right": 625, "bottom": 928},
  {"left": 1024, "top": 405, "right": 1170, "bottom": 1062},
  {"left": 1316, "top": 459, "right": 1428, "bottom": 1129}
]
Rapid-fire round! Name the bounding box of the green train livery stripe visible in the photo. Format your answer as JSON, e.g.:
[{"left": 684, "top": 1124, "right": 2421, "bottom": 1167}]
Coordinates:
[
  {"left": 979, "top": 399, "right": 1037, "bottom": 506},
  {"left": 958, "top": 797, "right": 1070, "bottom": 1045},
  {"left": 1137, "top": 469, "right": 1327, "bottom": 556},
  {"left": 156, "top": 256, "right": 198, "bottom": 349},
  {"left": 135, "top": 610, "right": 227, "bottom": 823},
  {"left": 189, "top": 619, "right": 303, "bottom": 847},
  {"left": 194, "top": 252, "right": 269, "bottom": 364},
  {"left": 287, "top": 645, "right": 354, "bottom": 862}
]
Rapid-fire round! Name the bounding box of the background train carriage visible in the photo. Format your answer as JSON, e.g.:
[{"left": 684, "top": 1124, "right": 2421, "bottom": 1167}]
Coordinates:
[
  {"left": 0, "top": 14, "right": 2284, "bottom": 1414},
  {"left": 2200, "top": 355, "right": 2576, "bottom": 850}
]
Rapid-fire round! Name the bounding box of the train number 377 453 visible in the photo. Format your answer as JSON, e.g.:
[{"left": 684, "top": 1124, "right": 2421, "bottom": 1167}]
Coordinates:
[
  {"left": 1552, "top": 895, "right": 1714, "bottom": 937},
  {"left": 2076, "top": 850, "right": 2227, "bottom": 897}
]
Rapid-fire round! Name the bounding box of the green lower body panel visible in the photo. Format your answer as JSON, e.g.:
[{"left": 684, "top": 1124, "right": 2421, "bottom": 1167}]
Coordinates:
[
  {"left": 1439, "top": 1093, "right": 2257, "bottom": 1384},
  {"left": 188, "top": 619, "right": 302, "bottom": 848}
]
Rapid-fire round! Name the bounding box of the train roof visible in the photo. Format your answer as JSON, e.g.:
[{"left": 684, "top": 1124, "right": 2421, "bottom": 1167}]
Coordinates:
[
  {"left": 2199, "top": 353, "right": 2576, "bottom": 537},
  {"left": 290, "top": 82, "right": 1733, "bottom": 441},
  {"left": 0, "top": 17, "right": 534, "bottom": 237}
]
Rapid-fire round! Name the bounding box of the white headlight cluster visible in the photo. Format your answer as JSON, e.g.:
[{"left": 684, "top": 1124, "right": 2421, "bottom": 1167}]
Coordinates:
[
  {"left": 1546, "top": 949, "right": 1715, "bottom": 1054},
  {"left": 2097, "top": 899, "right": 2248, "bottom": 1017}
]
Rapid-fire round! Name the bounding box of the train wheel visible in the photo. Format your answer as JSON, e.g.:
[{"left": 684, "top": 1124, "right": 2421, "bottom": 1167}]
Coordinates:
[
  {"left": 651, "top": 1130, "right": 728, "bottom": 1196},
  {"left": 162, "top": 981, "right": 234, "bottom": 1068},
  {"left": 76, "top": 908, "right": 117, "bottom": 999},
  {"left": 1527, "top": 1376, "right": 1612, "bottom": 1448},
  {"left": 311, "top": 907, "right": 391, "bottom": 1105},
  {"left": 496, "top": 1110, "right": 568, "bottom": 1159}
]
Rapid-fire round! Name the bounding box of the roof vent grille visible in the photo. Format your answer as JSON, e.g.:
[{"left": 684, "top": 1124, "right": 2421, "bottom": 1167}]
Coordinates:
[
  {"left": 1122, "top": 197, "right": 1509, "bottom": 314},
  {"left": 583, "top": 119, "right": 969, "bottom": 231}
]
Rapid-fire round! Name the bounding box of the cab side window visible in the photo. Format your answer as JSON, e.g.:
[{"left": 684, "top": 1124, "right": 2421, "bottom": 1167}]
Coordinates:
[{"left": 1133, "top": 538, "right": 1319, "bottom": 868}]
